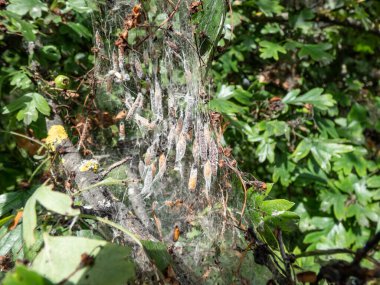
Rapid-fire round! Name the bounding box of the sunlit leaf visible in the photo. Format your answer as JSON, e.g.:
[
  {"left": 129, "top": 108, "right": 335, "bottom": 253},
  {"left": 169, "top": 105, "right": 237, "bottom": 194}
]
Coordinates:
[{"left": 32, "top": 235, "right": 135, "bottom": 284}]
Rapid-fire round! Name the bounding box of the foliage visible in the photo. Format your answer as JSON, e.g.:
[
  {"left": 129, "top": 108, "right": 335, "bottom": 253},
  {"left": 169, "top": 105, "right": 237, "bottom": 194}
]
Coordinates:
[
  {"left": 212, "top": 0, "right": 380, "bottom": 273},
  {"left": 0, "top": 0, "right": 379, "bottom": 284},
  {"left": 0, "top": 0, "right": 94, "bottom": 191}
]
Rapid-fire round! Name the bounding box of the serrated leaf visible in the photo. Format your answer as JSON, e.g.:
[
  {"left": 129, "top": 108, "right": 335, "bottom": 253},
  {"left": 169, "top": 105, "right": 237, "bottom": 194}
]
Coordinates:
[
  {"left": 257, "top": 140, "right": 275, "bottom": 163},
  {"left": 0, "top": 11, "right": 36, "bottom": 41},
  {"left": 311, "top": 141, "right": 354, "bottom": 172},
  {"left": 259, "top": 41, "right": 286, "bottom": 60},
  {"left": 2, "top": 94, "right": 32, "bottom": 114},
  {"left": 10, "top": 71, "right": 33, "bottom": 89},
  {"left": 283, "top": 88, "right": 336, "bottom": 110},
  {"left": 367, "top": 176, "right": 380, "bottom": 188},
  {"left": 333, "top": 151, "right": 367, "bottom": 177},
  {"left": 298, "top": 43, "right": 334, "bottom": 62},
  {"left": 292, "top": 139, "right": 312, "bottom": 162},
  {"left": 20, "top": 100, "right": 38, "bottom": 125},
  {"left": 31, "top": 93, "right": 50, "bottom": 116}
]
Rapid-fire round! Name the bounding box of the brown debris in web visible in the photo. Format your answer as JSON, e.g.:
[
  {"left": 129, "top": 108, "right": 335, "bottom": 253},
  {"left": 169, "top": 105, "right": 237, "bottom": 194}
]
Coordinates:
[{"left": 115, "top": 4, "right": 143, "bottom": 49}]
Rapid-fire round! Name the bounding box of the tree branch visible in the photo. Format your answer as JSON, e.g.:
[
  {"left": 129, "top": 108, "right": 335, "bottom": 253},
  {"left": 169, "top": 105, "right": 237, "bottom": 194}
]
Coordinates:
[{"left": 45, "top": 112, "right": 197, "bottom": 284}]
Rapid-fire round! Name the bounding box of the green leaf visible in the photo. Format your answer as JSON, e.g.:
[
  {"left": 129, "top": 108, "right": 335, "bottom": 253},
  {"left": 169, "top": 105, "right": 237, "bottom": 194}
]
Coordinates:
[
  {"left": 67, "top": 0, "right": 96, "bottom": 13},
  {"left": 304, "top": 230, "right": 326, "bottom": 244},
  {"left": 283, "top": 88, "right": 336, "bottom": 110},
  {"left": 23, "top": 185, "right": 79, "bottom": 248},
  {"left": 259, "top": 41, "right": 286, "bottom": 60},
  {"left": 209, "top": 98, "right": 247, "bottom": 114},
  {"left": 257, "top": 140, "right": 275, "bottom": 163},
  {"left": 10, "top": 71, "right": 33, "bottom": 89},
  {"left": 261, "top": 199, "right": 295, "bottom": 215},
  {"left": 31, "top": 235, "right": 135, "bottom": 284},
  {"left": 3, "top": 265, "right": 52, "bottom": 285},
  {"left": 141, "top": 240, "right": 172, "bottom": 272},
  {"left": 333, "top": 150, "right": 368, "bottom": 177},
  {"left": 233, "top": 88, "right": 253, "bottom": 105},
  {"left": 41, "top": 45, "right": 61, "bottom": 61},
  {"left": 298, "top": 43, "right": 334, "bottom": 62},
  {"left": 2, "top": 94, "right": 32, "bottom": 114},
  {"left": 66, "top": 22, "right": 92, "bottom": 39},
  {"left": 3, "top": 93, "right": 50, "bottom": 125},
  {"left": 7, "top": 0, "right": 47, "bottom": 18},
  {"left": 292, "top": 139, "right": 312, "bottom": 162},
  {"left": 0, "top": 225, "right": 22, "bottom": 256},
  {"left": 18, "top": 100, "right": 38, "bottom": 125},
  {"left": 0, "top": 215, "right": 15, "bottom": 228},
  {"left": 216, "top": 85, "right": 234, "bottom": 99},
  {"left": 0, "top": 191, "right": 30, "bottom": 216},
  {"left": 264, "top": 211, "right": 299, "bottom": 232},
  {"left": 0, "top": 11, "right": 36, "bottom": 41},
  {"left": 311, "top": 140, "right": 354, "bottom": 172},
  {"left": 273, "top": 156, "right": 296, "bottom": 187},
  {"left": 256, "top": 0, "right": 283, "bottom": 16},
  {"left": 31, "top": 93, "right": 50, "bottom": 116},
  {"left": 23, "top": 192, "right": 38, "bottom": 248},
  {"left": 367, "top": 176, "right": 380, "bottom": 188},
  {"left": 35, "top": 186, "right": 80, "bottom": 216}
]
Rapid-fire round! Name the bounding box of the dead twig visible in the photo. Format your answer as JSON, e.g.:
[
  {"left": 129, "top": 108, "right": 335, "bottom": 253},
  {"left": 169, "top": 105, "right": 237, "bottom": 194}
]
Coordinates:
[{"left": 99, "top": 156, "right": 131, "bottom": 178}]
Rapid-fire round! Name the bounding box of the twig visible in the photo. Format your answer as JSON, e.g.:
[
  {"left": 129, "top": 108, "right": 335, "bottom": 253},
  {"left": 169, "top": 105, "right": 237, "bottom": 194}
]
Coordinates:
[
  {"left": 134, "top": 0, "right": 182, "bottom": 48},
  {"left": 353, "top": 231, "right": 380, "bottom": 265},
  {"left": 80, "top": 214, "right": 142, "bottom": 247},
  {"left": 5, "top": 131, "right": 46, "bottom": 148},
  {"left": 77, "top": 117, "right": 90, "bottom": 151},
  {"left": 99, "top": 156, "right": 131, "bottom": 178},
  {"left": 277, "top": 229, "right": 293, "bottom": 283},
  {"left": 28, "top": 157, "right": 50, "bottom": 184},
  {"left": 225, "top": 160, "right": 247, "bottom": 225}
]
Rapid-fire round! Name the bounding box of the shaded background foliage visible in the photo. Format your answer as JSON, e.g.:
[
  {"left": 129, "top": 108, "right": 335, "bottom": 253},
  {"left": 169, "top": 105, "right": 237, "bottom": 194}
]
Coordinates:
[
  {"left": 211, "top": 0, "right": 380, "bottom": 273},
  {"left": 0, "top": 0, "right": 379, "bottom": 284}
]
